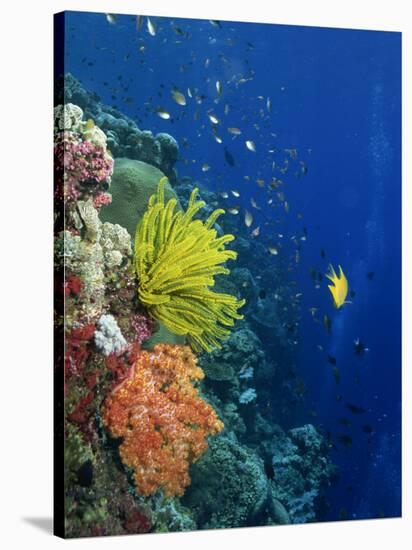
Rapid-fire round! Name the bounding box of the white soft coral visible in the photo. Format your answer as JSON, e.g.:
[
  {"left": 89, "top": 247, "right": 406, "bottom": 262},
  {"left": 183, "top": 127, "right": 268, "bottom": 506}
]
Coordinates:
[{"left": 94, "top": 314, "right": 127, "bottom": 356}]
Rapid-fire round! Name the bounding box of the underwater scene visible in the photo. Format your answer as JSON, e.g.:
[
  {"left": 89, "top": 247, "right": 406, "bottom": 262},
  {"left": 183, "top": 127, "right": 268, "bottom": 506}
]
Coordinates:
[{"left": 53, "top": 11, "right": 401, "bottom": 538}]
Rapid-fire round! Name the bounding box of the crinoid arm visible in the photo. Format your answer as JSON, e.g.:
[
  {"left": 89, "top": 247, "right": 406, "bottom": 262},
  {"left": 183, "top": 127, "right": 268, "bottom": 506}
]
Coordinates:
[{"left": 134, "top": 178, "right": 245, "bottom": 352}]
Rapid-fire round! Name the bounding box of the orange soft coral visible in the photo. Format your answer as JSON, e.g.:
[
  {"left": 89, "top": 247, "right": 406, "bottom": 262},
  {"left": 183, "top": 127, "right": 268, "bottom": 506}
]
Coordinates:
[{"left": 102, "top": 344, "right": 224, "bottom": 497}]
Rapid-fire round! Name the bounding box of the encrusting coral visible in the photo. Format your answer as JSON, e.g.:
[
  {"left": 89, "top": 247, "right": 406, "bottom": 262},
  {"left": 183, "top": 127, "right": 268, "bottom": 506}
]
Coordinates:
[
  {"left": 102, "top": 344, "right": 224, "bottom": 497},
  {"left": 134, "top": 177, "right": 245, "bottom": 352}
]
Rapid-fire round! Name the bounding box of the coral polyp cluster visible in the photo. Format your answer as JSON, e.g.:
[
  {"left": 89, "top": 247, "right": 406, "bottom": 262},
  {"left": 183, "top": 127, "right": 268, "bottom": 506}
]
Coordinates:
[
  {"left": 102, "top": 344, "right": 224, "bottom": 496},
  {"left": 54, "top": 103, "right": 113, "bottom": 206},
  {"left": 55, "top": 138, "right": 113, "bottom": 202},
  {"left": 134, "top": 177, "right": 245, "bottom": 352}
]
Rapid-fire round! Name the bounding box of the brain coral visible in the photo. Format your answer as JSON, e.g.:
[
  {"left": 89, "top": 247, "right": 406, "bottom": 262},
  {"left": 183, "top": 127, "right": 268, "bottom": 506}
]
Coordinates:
[
  {"left": 99, "top": 158, "right": 180, "bottom": 237},
  {"left": 102, "top": 344, "right": 224, "bottom": 497}
]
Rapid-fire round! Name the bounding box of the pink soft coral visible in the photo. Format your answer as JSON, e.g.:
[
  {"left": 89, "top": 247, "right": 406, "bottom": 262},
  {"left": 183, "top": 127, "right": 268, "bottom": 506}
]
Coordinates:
[
  {"left": 130, "top": 313, "right": 154, "bottom": 345},
  {"left": 54, "top": 132, "right": 113, "bottom": 202}
]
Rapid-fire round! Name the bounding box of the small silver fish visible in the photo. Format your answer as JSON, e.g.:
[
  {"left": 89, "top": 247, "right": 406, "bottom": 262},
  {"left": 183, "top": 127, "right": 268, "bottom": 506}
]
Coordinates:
[
  {"left": 251, "top": 226, "right": 260, "bottom": 237},
  {"left": 201, "top": 164, "right": 210, "bottom": 172},
  {"left": 268, "top": 246, "right": 278, "bottom": 255},
  {"left": 106, "top": 13, "right": 117, "bottom": 24},
  {"left": 228, "top": 127, "right": 241, "bottom": 135},
  {"left": 147, "top": 17, "right": 156, "bottom": 36},
  {"left": 231, "top": 190, "right": 240, "bottom": 198},
  {"left": 245, "top": 140, "right": 256, "bottom": 152},
  {"left": 220, "top": 192, "right": 229, "bottom": 199},
  {"left": 228, "top": 207, "right": 239, "bottom": 215},
  {"left": 250, "top": 198, "right": 261, "bottom": 210},
  {"left": 216, "top": 80, "right": 222, "bottom": 96},
  {"left": 244, "top": 210, "right": 253, "bottom": 227},
  {"left": 156, "top": 108, "right": 170, "bottom": 119},
  {"left": 208, "top": 113, "right": 219, "bottom": 124},
  {"left": 309, "top": 307, "right": 318, "bottom": 317}
]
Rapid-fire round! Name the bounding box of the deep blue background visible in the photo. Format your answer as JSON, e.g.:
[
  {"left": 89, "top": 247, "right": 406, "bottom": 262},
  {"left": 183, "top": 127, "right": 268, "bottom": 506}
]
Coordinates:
[{"left": 64, "top": 11, "right": 401, "bottom": 521}]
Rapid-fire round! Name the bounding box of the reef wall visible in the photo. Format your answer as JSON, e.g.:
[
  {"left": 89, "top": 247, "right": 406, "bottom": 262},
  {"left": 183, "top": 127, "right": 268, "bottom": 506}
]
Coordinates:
[{"left": 55, "top": 76, "right": 336, "bottom": 537}]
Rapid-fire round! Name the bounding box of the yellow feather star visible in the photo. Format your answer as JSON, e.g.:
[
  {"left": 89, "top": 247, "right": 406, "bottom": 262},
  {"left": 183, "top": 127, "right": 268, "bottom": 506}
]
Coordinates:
[
  {"left": 134, "top": 177, "right": 246, "bottom": 352},
  {"left": 325, "top": 264, "right": 349, "bottom": 308}
]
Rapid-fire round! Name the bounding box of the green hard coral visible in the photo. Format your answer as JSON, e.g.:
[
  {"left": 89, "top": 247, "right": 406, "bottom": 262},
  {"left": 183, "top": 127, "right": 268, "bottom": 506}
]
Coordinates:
[{"left": 134, "top": 177, "right": 245, "bottom": 352}]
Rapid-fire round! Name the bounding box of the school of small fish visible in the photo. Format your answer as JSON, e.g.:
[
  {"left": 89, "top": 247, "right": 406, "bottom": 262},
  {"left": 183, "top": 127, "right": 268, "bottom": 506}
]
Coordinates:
[{"left": 94, "top": 14, "right": 379, "bottom": 481}]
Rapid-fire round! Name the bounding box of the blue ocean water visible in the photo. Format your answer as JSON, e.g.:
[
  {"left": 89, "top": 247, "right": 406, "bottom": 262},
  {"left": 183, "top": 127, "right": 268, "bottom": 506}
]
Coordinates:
[{"left": 63, "top": 11, "right": 401, "bottom": 522}]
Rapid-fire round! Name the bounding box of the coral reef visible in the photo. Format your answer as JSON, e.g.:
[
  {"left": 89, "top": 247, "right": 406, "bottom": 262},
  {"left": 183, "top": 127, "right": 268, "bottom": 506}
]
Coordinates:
[
  {"left": 58, "top": 208, "right": 132, "bottom": 324},
  {"left": 56, "top": 74, "right": 179, "bottom": 182},
  {"left": 97, "top": 158, "right": 187, "bottom": 348},
  {"left": 134, "top": 178, "right": 245, "bottom": 352},
  {"left": 252, "top": 294, "right": 287, "bottom": 332},
  {"left": 54, "top": 103, "right": 84, "bottom": 132},
  {"left": 183, "top": 434, "right": 269, "bottom": 529},
  {"left": 130, "top": 313, "right": 154, "bottom": 345},
  {"left": 64, "top": 418, "right": 153, "bottom": 538},
  {"left": 150, "top": 495, "right": 196, "bottom": 533},
  {"left": 198, "top": 325, "right": 263, "bottom": 436},
  {"left": 200, "top": 326, "right": 264, "bottom": 382},
  {"left": 55, "top": 79, "right": 337, "bottom": 537},
  {"left": 239, "top": 387, "right": 257, "bottom": 405},
  {"left": 102, "top": 344, "right": 224, "bottom": 497},
  {"left": 94, "top": 314, "right": 127, "bottom": 356},
  {"left": 54, "top": 104, "right": 113, "bottom": 207},
  {"left": 270, "top": 424, "right": 337, "bottom": 523},
  {"left": 100, "top": 157, "right": 179, "bottom": 237}
]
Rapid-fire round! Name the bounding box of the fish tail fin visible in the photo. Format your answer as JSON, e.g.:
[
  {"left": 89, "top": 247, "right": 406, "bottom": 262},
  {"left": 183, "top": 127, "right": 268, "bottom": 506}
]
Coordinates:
[{"left": 326, "top": 263, "right": 337, "bottom": 282}]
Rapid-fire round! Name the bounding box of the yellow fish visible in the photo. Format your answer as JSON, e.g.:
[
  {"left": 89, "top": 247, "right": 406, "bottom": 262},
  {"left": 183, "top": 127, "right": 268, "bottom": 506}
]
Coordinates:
[
  {"left": 326, "top": 264, "right": 349, "bottom": 308},
  {"left": 85, "top": 119, "right": 95, "bottom": 130}
]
